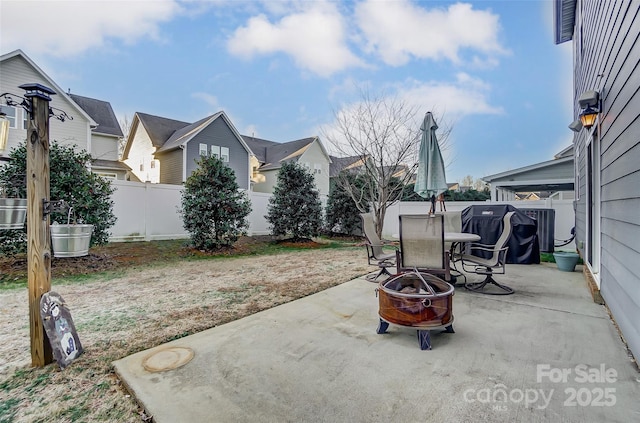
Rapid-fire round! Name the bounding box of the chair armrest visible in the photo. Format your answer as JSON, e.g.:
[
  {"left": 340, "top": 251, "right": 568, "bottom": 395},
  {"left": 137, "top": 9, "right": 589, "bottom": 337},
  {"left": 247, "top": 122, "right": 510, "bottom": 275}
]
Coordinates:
[
  {"left": 468, "top": 245, "right": 508, "bottom": 254},
  {"left": 365, "top": 241, "right": 398, "bottom": 250}
]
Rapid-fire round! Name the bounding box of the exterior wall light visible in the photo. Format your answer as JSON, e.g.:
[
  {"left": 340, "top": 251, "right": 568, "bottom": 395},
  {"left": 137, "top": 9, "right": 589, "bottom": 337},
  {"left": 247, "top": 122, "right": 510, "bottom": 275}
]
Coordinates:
[{"left": 578, "top": 90, "right": 600, "bottom": 130}]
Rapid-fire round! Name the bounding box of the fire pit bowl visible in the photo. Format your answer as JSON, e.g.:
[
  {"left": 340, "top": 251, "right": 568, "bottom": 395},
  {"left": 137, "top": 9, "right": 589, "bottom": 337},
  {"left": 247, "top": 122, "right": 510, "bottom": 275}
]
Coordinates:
[{"left": 376, "top": 271, "right": 455, "bottom": 350}]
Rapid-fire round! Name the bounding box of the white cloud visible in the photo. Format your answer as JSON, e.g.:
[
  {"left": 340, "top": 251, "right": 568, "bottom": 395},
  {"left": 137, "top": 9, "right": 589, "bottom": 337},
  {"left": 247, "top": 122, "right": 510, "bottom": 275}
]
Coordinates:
[
  {"left": 396, "top": 73, "right": 503, "bottom": 118},
  {"left": 226, "top": 2, "right": 364, "bottom": 77},
  {"left": 191, "top": 92, "right": 220, "bottom": 110},
  {"left": 0, "top": 0, "right": 182, "bottom": 56},
  {"left": 319, "top": 74, "right": 501, "bottom": 159},
  {"left": 354, "top": 0, "right": 507, "bottom": 66}
]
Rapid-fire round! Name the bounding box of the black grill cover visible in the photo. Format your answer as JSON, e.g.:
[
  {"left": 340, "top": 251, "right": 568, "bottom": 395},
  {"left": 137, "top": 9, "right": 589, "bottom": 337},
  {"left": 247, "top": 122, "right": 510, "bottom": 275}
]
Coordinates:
[{"left": 461, "top": 204, "right": 540, "bottom": 264}]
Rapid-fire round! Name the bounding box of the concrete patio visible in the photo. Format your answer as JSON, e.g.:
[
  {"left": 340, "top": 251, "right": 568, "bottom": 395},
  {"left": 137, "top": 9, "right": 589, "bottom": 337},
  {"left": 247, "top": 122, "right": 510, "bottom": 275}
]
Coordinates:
[{"left": 114, "top": 263, "right": 640, "bottom": 422}]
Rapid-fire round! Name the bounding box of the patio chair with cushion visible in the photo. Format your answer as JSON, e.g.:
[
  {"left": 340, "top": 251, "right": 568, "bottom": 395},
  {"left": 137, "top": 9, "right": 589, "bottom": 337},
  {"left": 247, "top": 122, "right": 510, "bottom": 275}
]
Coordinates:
[
  {"left": 396, "top": 214, "right": 451, "bottom": 283},
  {"left": 360, "top": 213, "right": 397, "bottom": 282},
  {"left": 459, "top": 211, "right": 515, "bottom": 295}
]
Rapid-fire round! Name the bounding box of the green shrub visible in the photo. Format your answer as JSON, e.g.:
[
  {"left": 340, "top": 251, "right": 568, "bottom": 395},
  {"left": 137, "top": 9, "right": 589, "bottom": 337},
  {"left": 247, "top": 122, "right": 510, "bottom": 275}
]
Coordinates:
[
  {"left": 266, "top": 161, "right": 323, "bottom": 240},
  {"left": 180, "top": 155, "right": 251, "bottom": 251},
  {"left": 0, "top": 141, "right": 116, "bottom": 256},
  {"left": 325, "top": 177, "right": 366, "bottom": 236}
]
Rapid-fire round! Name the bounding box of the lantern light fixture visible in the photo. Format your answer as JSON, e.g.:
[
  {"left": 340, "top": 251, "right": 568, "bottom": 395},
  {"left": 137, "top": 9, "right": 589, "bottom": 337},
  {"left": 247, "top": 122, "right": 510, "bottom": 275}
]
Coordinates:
[{"left": 578, "top": 90, "right": 601, "bottom": 130}]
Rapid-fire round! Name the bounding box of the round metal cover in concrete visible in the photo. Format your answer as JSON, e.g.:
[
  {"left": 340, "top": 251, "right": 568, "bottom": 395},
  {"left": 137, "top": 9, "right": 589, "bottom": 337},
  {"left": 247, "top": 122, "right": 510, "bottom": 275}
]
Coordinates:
[{"left": 142, "top": 347, "right": 194, "bottom": 372}]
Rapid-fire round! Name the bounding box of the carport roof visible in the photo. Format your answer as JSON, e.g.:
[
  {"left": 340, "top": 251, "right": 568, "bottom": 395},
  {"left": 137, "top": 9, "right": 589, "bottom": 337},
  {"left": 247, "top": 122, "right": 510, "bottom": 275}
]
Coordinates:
[{"left": 482, "top": 155, "right": 574, "bottom": 192}]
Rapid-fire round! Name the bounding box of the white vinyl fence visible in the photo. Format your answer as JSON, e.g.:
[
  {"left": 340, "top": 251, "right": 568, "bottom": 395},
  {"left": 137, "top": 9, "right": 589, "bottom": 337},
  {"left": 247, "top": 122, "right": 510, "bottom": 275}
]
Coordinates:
[
  {"left": 382, "top": 199, "right": 576, "bottom": 251},
  {"left": 109, "top": 181, "right": 326, "bottom": 241},
  {"left": 109, "top": 181, "right": 575, "bottom": 249}
]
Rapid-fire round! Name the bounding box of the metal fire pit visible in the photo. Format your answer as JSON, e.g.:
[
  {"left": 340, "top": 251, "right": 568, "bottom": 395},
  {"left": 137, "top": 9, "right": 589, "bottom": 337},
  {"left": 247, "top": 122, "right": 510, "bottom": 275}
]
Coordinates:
[{"left": 376, "top": 271, "right": 455, "bottom": 350}]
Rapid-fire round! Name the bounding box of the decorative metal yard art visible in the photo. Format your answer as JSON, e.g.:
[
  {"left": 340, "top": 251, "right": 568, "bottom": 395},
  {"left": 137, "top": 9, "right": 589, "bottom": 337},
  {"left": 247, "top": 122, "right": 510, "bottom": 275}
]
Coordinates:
[
  {"left": 0, "top": 84, "right": 73, "bottom": 367},
  {"left": 413, "top": 112, "right": 448, "bottom": 214}
]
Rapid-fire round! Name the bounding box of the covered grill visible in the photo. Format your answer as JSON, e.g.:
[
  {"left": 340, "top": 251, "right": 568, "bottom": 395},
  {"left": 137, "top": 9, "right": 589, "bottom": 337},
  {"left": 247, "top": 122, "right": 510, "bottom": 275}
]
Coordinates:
[{"left": 376, "top": 271, "right": 455, "bottom": 350}]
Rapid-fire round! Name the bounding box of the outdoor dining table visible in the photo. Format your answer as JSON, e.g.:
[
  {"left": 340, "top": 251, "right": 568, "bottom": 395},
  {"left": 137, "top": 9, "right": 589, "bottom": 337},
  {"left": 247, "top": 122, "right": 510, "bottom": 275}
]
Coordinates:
[{"left": 445, "top": 232, "right": 481, "bottom": 284}]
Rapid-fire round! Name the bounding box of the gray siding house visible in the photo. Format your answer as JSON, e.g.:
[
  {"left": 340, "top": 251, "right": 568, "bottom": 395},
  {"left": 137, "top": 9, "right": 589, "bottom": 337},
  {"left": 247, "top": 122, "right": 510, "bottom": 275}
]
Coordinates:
[
  {"left": 123, "top": 111, "right": 252, "bottom": 189},
  {"left": 124, "top": 111, "right": 331, "bottom": 195},
  {"left": 555, "top": 0, "right": 640, "bottom": 362}
]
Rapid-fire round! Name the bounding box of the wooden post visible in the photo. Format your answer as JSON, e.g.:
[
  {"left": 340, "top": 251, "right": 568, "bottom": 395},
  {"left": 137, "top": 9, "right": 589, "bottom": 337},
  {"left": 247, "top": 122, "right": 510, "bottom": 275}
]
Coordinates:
[{"left": 25, "top": 86, "right": 54, "bottom": 367}]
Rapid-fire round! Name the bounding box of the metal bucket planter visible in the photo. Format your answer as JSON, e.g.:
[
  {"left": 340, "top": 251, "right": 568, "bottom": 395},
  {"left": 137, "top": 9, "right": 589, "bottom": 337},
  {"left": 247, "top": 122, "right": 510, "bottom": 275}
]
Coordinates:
[
  {"left": 50, "top": 224, "right": 93, "bottom": 258},
  {"left": 0, "top": 198, "right": 27, "bottom": 230}
]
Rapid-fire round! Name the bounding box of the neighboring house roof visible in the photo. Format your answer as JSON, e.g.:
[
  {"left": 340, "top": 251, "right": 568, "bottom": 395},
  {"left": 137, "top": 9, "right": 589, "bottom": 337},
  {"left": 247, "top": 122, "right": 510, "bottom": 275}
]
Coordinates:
[
  {"left": 259, "top": 137, "right": 318, "bottom": 170},
  {"left": 242, "top": 136, "right": 331, "bottom": 171},
  {"left": 157, "top": 113, "right": 222, "bottom": 153},
  {"left": 242, "top": 135, "right": 279, "bottom": 163},
  {"left": 126, "top": 110, "right": 252, "bottom": 157},
  {"left": 136, "top": 112, "right": 190, "bottom": 149},
  {"left": 92, "top": 159, "right": 130, "bottom": 171},
  {"left": 0, "top": 49, "right": 97, "bottom": 127},
  {"left": 329, "top": 155, "right": 366, "bottom": 177},
  {"left": 69, "top": 94, "right": 123, "bottom": 137}
]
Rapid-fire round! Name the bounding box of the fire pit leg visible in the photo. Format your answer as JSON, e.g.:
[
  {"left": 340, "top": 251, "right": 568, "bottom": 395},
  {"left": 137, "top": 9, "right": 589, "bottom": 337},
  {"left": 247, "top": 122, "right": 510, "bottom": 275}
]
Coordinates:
[
  {"left": 417, "top": 330, "right": 432, "bottom": 350},
  {"left": 444, "top": 324, "right": 455, "bottom": 333},
  {"left": 377, "top": 319, "right": 389, "bottom": 334}
]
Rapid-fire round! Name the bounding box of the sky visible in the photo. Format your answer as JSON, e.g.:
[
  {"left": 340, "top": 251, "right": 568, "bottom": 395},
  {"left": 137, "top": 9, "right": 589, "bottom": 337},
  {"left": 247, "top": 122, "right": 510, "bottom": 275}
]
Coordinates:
[{"left": 0, "top": 0, "right": 574, "bottom": 183}]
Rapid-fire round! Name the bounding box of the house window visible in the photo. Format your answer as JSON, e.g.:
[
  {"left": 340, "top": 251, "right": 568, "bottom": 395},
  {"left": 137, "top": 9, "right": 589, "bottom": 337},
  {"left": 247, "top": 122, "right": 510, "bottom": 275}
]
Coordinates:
[
  {"left": 0, "top": 105, "right": 17, "bottom": 128},
  {"left": 139, "top": 163, "right": 144, "bottom": 171},
  {"left": 314, "top": 163, "right": 322, "bottom": 174},
  {"left": 150, "top": 160, "right": 156, "bottom": 169},
  {"left": 220, "top": 147, "right": 229, "bottom": 162},
  {"left": 95, "top": 172, "right": 117, "bottom": 180},
  {"left": 199, "top": 143, "right": 207, "bottom": 156},
  {"left": 22, "top": 109, "right": 29, "bottom": 129},
  {"left": 210, "top": 145, "right": 220, "bottom": 159}
]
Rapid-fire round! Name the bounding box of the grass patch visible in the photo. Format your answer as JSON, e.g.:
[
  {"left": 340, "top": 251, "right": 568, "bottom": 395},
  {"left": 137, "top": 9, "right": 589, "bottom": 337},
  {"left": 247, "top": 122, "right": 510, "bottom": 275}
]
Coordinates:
[{"left": 0, "top": 236, "right": 369, "bottom": 422}]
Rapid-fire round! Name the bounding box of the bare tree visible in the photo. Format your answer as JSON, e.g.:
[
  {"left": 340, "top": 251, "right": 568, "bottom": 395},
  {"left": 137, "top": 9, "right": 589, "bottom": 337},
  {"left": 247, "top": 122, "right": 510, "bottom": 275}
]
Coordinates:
[
  {"left": 118, "top": 114, "right": 132, "bottom": 160},
  {"left": 322, "top": 88, "right": 451, "bottom": 238},
  {"left": 460, "top": 175, "right": 475, "bottom": 188}
]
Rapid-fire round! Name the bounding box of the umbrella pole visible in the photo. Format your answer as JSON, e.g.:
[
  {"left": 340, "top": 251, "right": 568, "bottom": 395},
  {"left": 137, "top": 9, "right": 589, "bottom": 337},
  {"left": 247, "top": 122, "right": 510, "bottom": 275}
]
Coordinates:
[{"left": 430, "top": 195, "right": 436, "bottom": 215}]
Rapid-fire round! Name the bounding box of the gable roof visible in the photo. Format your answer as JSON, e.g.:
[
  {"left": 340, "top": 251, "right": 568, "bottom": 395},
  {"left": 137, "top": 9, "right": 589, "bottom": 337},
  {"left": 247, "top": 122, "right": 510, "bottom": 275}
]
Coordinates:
[
  {"left": 242, "top": 136, "right": 331, "bottom": 171},
  {"left": 158, "top": 113, "right": 222, "bottom": 153},
  {"left": 136, "top": 112, "right": 190, "bottom": 149},
  {"left": 0, "top": 49, "right": 96, "bottom": 126},
  {"left": 129, "top": 110, "right": 252, "bottom": 156},
  {"left": 242, "top": 135, "right": 279, "bottom": 163},
  {"left": 69, "top": 94, "right": 123, "bottom": 137},
  {"left": 329, "top": 155, "right": 366, "bottom": 177},
  {"left": 260, "top": 137, "right": 317, "bottom": 170}
]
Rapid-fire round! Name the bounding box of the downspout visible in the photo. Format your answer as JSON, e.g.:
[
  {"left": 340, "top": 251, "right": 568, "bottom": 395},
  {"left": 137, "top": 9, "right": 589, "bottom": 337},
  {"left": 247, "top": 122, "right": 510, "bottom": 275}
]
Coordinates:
[{"left": 180, "top": 144, "right": 186, "bottom": 183}]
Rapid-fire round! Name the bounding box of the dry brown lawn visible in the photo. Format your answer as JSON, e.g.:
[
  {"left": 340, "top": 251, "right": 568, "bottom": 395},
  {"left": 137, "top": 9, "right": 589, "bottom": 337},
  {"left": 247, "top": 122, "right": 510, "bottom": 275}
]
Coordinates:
[{"left": 0, "top": 238, "right": 370, "bottom": 422}]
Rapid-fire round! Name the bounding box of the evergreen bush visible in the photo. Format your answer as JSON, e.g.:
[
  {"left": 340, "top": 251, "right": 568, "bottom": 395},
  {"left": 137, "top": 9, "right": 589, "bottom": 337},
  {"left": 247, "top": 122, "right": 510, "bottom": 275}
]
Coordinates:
[
  {"left": 325, "top": 176, "right": 367, "bottom": 236},
  {"left": 180, "top": 155, "right": 251, "bottom": 251},
  {"left": 266, "top": 161, "right": 323, "bottom": 241}
]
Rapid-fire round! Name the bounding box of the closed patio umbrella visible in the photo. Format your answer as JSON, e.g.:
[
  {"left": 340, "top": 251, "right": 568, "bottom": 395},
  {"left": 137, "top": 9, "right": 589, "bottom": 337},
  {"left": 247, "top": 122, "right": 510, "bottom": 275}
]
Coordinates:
[{"left": 414, "top": 112, "right": 448, "bottom": 214}]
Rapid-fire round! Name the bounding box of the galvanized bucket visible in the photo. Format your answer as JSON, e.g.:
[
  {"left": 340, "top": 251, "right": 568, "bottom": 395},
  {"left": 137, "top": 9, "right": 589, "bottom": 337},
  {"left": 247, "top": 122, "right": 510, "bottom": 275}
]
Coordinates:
[
  {"left": 0, "top": 198, "right": 27, "bottom": 230},
  {"left": 50, "top": 224, "right": 93, "bottom": 258}
]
